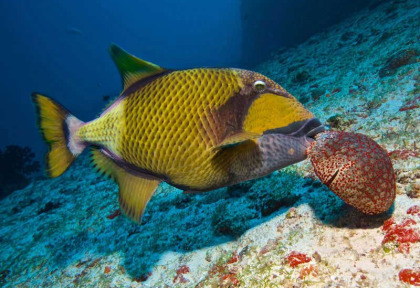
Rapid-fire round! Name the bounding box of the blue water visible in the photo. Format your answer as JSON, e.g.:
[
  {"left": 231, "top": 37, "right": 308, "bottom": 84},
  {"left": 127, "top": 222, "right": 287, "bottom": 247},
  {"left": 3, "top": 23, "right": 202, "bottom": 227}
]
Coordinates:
[{"left": 1, "top": 0, "right": 372, "bottom": 161}]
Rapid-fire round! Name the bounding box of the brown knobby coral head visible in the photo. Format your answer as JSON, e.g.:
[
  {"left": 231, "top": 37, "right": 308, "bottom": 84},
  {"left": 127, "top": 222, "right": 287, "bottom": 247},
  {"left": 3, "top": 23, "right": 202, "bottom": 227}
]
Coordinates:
[{"left": 307, "top": 131, "right": 396, "bottom": 214}]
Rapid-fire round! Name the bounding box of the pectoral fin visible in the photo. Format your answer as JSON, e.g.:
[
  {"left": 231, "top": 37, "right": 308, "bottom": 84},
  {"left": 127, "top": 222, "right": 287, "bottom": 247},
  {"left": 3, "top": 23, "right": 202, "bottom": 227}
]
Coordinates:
[
  {"left": 216, "top": 131, "right": 262, "bottom": 149},
  {"left": 91, "top": 148, "right": 160, "bottom": 223}
]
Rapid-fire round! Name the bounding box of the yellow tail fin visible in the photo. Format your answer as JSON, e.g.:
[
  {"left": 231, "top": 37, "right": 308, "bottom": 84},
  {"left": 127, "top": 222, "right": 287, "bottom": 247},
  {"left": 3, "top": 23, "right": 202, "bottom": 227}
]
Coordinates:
[{"left": 32, "top": 93, "right": 86, "bottom": 177}]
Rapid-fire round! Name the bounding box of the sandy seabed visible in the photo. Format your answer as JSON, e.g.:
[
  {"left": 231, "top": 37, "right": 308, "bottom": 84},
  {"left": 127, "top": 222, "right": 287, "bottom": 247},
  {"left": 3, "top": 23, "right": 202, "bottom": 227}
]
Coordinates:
[{"left": 0, "top": 0, "right": 419, "bottom": 287}]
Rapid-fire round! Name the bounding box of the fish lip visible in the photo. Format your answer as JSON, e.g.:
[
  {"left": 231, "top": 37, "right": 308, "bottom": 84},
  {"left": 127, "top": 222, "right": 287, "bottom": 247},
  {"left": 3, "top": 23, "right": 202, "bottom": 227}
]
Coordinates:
[
  {"left": 303, "top": 119, "right": 326, "bottom": 139},
  {"left": 264, "top": 118, "right": 325, "bottom": 139}
]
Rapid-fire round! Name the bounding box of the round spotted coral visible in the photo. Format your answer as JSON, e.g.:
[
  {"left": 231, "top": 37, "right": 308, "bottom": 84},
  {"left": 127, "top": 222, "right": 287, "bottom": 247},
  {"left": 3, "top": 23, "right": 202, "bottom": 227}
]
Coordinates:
[{"left": 307, "top": 131, "right": 396, "bottom": 214}]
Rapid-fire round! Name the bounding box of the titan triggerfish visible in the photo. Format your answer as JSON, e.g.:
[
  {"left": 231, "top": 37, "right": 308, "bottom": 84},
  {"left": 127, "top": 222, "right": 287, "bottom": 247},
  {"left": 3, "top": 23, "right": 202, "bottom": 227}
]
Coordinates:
[{"left": 32, "top": 44, "right": 330, "bottom": 223}]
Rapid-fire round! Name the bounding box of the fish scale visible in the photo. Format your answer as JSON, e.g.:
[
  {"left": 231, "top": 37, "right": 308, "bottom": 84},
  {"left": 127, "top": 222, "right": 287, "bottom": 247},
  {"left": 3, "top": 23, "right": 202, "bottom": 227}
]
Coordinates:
[
  {"left": 77, "top": 104, "right": 124, "bottom": 153},
  {"left": 118, "top": 68, "right": 243, "bottom": 188}
]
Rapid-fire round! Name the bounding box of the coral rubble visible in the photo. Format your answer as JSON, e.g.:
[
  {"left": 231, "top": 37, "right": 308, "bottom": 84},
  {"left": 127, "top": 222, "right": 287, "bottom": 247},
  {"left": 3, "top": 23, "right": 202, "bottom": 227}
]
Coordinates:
[{"left": 0, "top": 0, "right": 419, "bottom": 287}]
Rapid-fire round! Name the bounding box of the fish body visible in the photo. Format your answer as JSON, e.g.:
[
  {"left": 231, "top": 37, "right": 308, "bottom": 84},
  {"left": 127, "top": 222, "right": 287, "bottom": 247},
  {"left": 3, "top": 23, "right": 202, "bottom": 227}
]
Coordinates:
[
  {"left": 32, "top": 45, "right": 324, "bottom": 222},
  {"left": 79, "top": 68, "right": 321, "bottom": 191}
]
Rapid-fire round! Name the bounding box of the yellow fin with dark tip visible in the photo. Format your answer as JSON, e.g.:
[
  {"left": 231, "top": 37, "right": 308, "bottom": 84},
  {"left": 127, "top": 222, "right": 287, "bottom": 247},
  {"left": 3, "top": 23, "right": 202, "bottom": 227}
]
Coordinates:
[
  {"left": 91, "top": 148, "right": 160, "bottom": 223},
  {"left": 109, "top": 44, "right": 166, "bottom": 90},
  {"left": 32, "top": 93, "right": 86, "bottom": 178},
  {"left": 216, "top": 131, "right": 261, "bottom": 149}
]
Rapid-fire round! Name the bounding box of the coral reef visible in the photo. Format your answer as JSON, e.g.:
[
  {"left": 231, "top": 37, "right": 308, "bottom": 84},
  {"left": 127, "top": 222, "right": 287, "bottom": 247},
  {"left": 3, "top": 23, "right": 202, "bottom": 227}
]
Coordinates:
[
  {"left": 0, "top": 145, "right": 40, "bottom": 200},
  {"left": 0, "top": 0, "right": 419, "bottom": 287},
  {"left": 284, "top": 251, "right": 312, "bottom": 268},
  {"left": 399, "top": 268, "right": 420, "bottom": 285},
  {"left": 382, "top": 217, "right": 420, "bottom": 253},
  {"left": 379, "top": 48, "right": 419, "bottom": 78}
]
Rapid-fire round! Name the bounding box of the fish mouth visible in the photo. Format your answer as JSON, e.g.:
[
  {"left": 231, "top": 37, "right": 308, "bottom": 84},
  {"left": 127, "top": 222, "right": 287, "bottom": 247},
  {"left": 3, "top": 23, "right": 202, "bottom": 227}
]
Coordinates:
[{"left": 263, "top": 118, "right": 325, "bottom": 139}]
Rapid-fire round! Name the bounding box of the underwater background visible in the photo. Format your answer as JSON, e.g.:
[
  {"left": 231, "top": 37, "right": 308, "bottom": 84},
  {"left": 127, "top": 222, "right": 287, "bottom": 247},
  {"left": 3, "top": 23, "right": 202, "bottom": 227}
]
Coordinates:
[{"left": 0, "top": 0, "right": 419, "bottom": 287}]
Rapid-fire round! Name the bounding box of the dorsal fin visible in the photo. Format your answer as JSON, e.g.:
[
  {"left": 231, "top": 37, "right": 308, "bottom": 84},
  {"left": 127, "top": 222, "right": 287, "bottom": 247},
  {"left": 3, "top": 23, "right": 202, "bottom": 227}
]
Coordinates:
[{"left": 109, "top": 44, "right": 166, "bottom": 91}]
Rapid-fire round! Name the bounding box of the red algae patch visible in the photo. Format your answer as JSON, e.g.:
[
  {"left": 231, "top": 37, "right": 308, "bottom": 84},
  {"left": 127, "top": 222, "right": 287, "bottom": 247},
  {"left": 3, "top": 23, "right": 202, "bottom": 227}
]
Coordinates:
[
  {"left": 382, "top": 218, "right": 420, "bottom": 253},
  {"left": 106, "top": 209, "right": 121, "bottom": 220},
  {"left": 226, "top": 252, "right": 238, "bottom": 264},
  {"left": 407, "top": 205, "right": 420, "bottom": 216},
  {"left": 285, "top": 251, "right": 311, "bottom": 268},
  {"left": 399, "top": 95, "right": 420, "bottom": 112},
  {"left": 388, "top": 149, "right": 420, "bottom": 160},
  {"left": 173, "top": 265, "right": 190, "bottom": 284},
  {"left": 205, "top": 252, "right": 240, "bottom": 287},
  {"left": 299, "top": 264, "right": 318, "bottom": 279},
  {"left": 134, "top": 271, "right": 152, "bottom": 282},
  {"left": 399, "top": 268, "right": 420, "bottom": 286}
]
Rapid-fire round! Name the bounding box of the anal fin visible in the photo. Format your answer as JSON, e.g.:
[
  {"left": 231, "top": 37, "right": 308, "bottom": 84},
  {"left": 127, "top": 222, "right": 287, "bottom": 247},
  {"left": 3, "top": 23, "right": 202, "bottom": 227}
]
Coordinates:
[{"left": 91, "top": 148, "right": 160, "bottom": 223}]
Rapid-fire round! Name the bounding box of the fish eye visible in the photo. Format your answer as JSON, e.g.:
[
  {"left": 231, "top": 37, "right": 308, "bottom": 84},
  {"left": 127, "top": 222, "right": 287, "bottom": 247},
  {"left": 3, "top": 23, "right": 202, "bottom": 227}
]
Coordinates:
[{"left": 253, "top": 80, "right": 266, "bottom": 91}]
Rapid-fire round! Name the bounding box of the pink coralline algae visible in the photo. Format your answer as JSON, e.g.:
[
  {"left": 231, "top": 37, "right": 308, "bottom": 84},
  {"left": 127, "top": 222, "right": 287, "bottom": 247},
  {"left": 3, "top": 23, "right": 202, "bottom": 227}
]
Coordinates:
[
  {"left": 173, "top": 265, "right": 190, "bottom": 284},
  {"left": 382, "top": 218, "right": 420, "bottom": 253},
  {"left": 285, "top": 251, "right": 311, "bottom": 268},
  {"left": 399, "top": 268, "right": 420, "bottom": 286},
  {"left": 407, "top": 205, "right": 420, "bottom": 216},
  {"left": 307, "top": 131, "right": 396, "bottom": 214}
]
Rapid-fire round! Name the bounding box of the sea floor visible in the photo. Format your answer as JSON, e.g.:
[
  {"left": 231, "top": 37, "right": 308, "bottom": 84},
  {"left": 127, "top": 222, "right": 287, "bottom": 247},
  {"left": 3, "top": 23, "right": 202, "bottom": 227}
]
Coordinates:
[{"left": 1, "top": 0, "right": 419, "bottom": 287}]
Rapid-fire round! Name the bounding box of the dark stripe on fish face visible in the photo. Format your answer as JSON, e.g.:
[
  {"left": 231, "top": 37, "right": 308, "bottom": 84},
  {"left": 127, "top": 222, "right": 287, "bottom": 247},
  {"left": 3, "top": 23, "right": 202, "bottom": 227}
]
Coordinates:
[
  {"left": 264, "top": 118, "right": 325, "bottom": 139},
  {"left": 206, "top": 69, "right": 298, "bottom": 145},
  {"left": 210, "top": 87, "right": 258, "bottom": 143}
]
